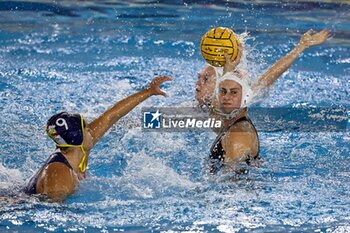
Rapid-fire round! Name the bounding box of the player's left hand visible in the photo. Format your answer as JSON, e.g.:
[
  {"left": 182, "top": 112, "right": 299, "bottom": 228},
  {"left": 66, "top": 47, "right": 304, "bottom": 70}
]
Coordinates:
[{"left": 299, "top": 29, "right": 331, "bottom": 49}]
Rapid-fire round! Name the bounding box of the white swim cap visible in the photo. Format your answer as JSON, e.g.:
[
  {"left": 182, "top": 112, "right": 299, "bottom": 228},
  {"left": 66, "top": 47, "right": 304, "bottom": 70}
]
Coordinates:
[
  {"left": 215, "top": 70, "right": 253, "bottom": 108},
  {"left": 206, "top": 64, "right": 223, "bottom": 79}
]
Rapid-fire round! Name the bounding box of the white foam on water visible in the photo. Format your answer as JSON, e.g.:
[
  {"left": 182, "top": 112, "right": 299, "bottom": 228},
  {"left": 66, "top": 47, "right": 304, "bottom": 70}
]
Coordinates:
[
  {"left": 0, "top": 163, "right": 25, "bottom": 190},
  {"left": 0, "top": 2, "right": 349, "bottom": 232},
  {"left": 123, "top": 151, "right": 199, "bottom": 197}
]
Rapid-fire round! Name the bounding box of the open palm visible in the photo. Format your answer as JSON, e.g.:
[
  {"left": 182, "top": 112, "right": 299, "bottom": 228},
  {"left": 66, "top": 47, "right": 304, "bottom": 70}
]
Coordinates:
[
  {"left": 300, "top": 29, "right": 331, "bottom": 48},
  {"left": 149, "top": 76, "right": 173, "bottom": 96}
]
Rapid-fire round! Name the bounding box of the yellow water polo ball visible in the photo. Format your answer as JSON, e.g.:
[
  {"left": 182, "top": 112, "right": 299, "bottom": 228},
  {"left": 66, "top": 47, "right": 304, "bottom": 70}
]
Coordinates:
[{"left": 200, "top": 27, "right": 239, "bottom": 67}]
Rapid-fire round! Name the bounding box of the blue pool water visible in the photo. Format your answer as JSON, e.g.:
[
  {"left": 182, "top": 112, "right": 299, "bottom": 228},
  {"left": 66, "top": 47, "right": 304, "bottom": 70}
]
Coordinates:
[{"left": 0, "top": 0, "right": 349, "bottom": 232}]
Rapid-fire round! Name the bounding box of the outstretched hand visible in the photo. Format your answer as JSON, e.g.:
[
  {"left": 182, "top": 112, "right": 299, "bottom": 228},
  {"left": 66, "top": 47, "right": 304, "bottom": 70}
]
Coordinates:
[
  {"left": 148, "top": 76, "right": 173, "bottom": 96},
  {"left": 223, "top": 42, "right": 243, "bottom": 74},
  {"left": 299, "top": 29, "right": 331, "bottom": 49}
]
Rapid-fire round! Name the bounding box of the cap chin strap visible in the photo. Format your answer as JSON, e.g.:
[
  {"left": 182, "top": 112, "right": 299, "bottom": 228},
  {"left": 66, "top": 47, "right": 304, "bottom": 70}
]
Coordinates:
[
  {"left": 55, "top": 114, "right": 87, "bottom": 173},
  {"left": 78, "top": 145, "right": 87, "bottom": 173},
  {"left": 213, "top": 107, "right": 241, "bottom": 120},
  {"left": 57, "top": 144, "right": 87, "bottom": 173},
  {"left": 78, "top": 114, "right": 87, "bottom": 173}
]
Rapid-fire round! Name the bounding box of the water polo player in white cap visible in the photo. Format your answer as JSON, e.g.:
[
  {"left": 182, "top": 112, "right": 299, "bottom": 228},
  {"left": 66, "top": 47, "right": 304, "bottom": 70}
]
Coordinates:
[
  {"left": 23, "top": 76, "right": 172, "bottom": 202},
  {"left": 209, "top": 70, "right": 259, "bottom": 173},
  {"left": 208, "top": 29, "right": 331, "bottom": 173}
]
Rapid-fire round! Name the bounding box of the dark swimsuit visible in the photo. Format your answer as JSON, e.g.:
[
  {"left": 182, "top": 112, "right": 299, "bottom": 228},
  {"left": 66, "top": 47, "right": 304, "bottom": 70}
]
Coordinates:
[
  {"left": 23, "top": 151, "right": 73, "bottom": 195},
  {"left": 209, "top": 116, "right": 260, "bottom": 173}
]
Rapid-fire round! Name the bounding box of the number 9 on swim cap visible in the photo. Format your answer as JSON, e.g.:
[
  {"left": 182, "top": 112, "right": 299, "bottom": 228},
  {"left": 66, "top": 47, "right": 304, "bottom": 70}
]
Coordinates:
[{"left": 200, "top": 27, "right": 239, "bottom": 67}]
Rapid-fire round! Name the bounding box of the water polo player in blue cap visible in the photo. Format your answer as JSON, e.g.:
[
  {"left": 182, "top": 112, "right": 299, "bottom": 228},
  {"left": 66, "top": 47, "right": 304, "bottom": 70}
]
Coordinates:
[{"left": 23, "top": 76, "right": 172, "bottom": 202}]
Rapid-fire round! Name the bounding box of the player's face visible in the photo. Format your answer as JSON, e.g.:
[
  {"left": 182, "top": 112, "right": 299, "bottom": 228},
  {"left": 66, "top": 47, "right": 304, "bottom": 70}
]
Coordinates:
[
  {"left": 218, "top": 80, "right": 242, "bottom": 113},
  {"left": 195, "top": 66, "right": 216, "bottom": 107}
]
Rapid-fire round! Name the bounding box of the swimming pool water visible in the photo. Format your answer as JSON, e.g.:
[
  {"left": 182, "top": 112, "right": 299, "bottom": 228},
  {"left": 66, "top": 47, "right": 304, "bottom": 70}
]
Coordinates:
[{"left": 0, "top": 0, "right": 349, "bottom": 232}]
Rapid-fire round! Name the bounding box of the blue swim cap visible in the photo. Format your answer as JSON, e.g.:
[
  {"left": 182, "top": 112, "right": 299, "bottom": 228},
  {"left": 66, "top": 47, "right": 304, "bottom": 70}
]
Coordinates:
[
  {"left": 46, "top": 112, "right": 89, "bottom": 173},
  {"left": 46, "top": 112, "right": 85, "bottom": 146}
]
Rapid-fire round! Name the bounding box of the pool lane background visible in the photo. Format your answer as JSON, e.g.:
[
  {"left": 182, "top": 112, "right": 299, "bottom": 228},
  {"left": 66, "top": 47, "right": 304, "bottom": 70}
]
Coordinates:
[{"left": 0, "top": 1, "right": 349, "bottom": 232}]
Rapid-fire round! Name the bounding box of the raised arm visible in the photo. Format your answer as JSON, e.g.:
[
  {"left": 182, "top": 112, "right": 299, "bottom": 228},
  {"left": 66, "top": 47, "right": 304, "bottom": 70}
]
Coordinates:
[
  {"left": 88, "top": 76, "right": 172, "bottom": 146},
  {"left": 253, "top": 29, "right": 331, "bottom": 89}
]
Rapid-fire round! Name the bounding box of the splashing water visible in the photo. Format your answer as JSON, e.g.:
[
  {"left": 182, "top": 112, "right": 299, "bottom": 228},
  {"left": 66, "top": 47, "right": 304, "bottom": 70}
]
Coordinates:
[{"left": 0, "top": 1, "right": 349, "bottom": 232}]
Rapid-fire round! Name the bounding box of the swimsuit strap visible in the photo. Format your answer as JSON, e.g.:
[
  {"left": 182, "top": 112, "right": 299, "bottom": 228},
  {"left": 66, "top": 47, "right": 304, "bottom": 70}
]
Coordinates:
[
  {"left": 209, "top": 116, "right": 260, "bottom": 172},
  {"left": 210, "top": 116, "right": 249, "bottom": 153},
  {"left": 243, "top": 117, "right": 260, "bottom": 161},
  {"left": 48, "top": 152, "right": 73, "bottom": 170},
  {"left": 225, "top": 116, "right": 259, "bottom": 155},
  {"left": 209, "top": 116, "right": 249, "bottom": 165},
  {"left": 23, "top": 151, "right": 73, "bottom": 195}
]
